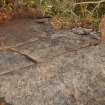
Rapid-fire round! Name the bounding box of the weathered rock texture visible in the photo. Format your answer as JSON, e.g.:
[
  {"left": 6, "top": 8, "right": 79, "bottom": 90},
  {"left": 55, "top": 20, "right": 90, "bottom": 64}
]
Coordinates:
[{"left": 0, "top": 18, "right": 104, "bottom": 105}]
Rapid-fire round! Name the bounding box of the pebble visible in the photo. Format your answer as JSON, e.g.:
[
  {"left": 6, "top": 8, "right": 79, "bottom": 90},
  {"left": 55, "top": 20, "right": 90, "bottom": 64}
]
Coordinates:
[{"left": 72, "top": 27, "right": 93, "bottom": 35}]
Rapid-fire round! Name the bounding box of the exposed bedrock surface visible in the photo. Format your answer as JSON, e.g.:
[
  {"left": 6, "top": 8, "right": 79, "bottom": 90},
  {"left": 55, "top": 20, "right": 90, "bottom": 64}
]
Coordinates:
[{"left": 0, "top": 19, "right": 105, "bottom": 105}]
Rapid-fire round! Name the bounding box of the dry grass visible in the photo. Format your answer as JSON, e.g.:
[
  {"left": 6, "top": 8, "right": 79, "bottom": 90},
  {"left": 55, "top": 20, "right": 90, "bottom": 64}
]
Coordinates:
[{"left": 0, "top": 0, "right": 105, "bottom": 29}]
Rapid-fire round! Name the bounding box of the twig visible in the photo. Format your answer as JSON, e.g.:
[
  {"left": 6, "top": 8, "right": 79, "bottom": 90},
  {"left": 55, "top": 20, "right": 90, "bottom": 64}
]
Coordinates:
[
  {"left": 52, "top": 42, "right": 99, "bottom": 58},
  {"left": 73, "top": 0, "right": 105, "bottom": 6},
  {"left": 0, "top": 46, "right": 38, "bottom": 64},
  {"left": 8, "top": 48, "right": 38, "bottom": 64},
  {"left": 0, "top": 63, "right": 35, "bottom": 76}
]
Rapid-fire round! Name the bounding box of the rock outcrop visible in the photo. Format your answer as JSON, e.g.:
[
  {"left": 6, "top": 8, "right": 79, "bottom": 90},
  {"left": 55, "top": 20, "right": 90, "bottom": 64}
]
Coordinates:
[{"left": 0, "top": 19, "right": 104, "bottom": 105}]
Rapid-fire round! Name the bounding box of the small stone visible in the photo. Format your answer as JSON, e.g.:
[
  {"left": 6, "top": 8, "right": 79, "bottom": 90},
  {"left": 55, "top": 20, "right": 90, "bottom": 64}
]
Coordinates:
[
  {"left": 72, "top": 27, "right": 91, "bottom": 35},
  {"left": 90, "top": 31, "right": 100, "bottom": 40}
]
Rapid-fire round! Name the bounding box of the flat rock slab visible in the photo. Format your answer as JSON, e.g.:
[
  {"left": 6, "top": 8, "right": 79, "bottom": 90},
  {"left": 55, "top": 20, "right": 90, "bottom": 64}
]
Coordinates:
[
  {"left": 0, "top": 19, "right": 105, "bottom": 105},
  {"left": 0, "top": 18, "right": 53, "bottom": 46}
]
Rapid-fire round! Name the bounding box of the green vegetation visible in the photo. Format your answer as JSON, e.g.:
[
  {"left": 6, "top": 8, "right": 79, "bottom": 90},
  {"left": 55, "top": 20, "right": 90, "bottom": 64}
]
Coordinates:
[
  {"left": 0, "top": 0, "right": 105, "bottom": 28},
  {"left": 40, "top": 0, "right": 105, "bottom": 28}
]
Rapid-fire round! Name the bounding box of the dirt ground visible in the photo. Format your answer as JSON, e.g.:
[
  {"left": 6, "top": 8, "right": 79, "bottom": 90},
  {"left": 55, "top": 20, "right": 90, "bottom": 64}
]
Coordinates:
[{"left": 0, "top": 18, "right": 105, "bottom": 105}]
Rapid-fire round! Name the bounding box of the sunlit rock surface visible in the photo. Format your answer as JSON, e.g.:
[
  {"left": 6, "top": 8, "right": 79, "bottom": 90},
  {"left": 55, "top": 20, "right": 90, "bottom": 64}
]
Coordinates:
[{"left": 0, "top": 19, "right": 105, "bottom": 105}]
